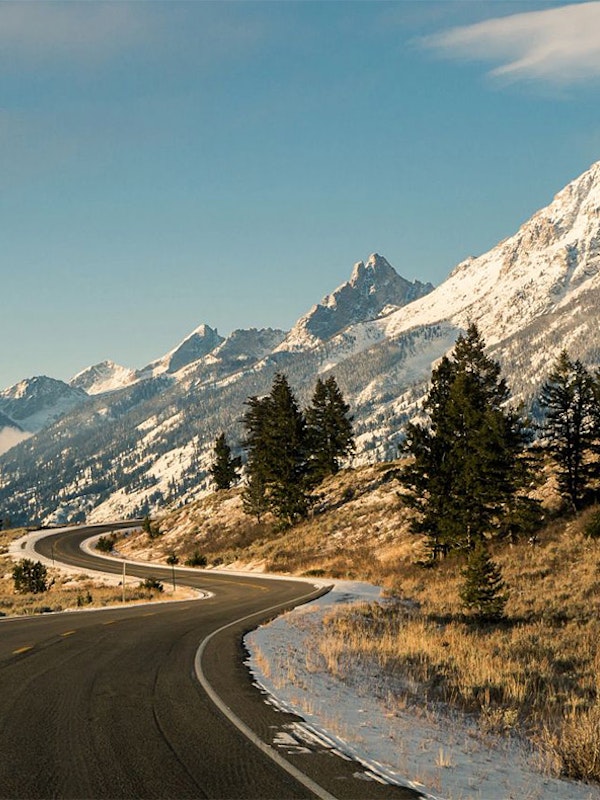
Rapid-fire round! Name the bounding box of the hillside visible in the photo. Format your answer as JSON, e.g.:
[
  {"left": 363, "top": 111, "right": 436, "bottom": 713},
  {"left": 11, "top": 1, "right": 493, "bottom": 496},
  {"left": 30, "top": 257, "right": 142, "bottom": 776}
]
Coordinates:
[{"left": 114, "top": 464, "right": 600, "bottom": 786}]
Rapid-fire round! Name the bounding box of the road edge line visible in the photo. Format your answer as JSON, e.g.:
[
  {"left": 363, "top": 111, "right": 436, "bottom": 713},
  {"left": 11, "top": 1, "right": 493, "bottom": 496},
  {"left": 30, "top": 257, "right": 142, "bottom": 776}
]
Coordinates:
[{"left": 193, "top": 587, "right": 339, "bottom": 800}]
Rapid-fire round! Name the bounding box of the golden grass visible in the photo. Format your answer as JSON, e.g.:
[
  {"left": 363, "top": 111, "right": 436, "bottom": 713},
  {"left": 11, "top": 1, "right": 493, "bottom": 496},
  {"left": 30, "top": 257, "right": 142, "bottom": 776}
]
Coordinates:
[
  {"left": 120, "top": 462, "right": 600, "bottom": 784},
  {"left": 0, "top": 528, "right": 186, "bottom": 617}
]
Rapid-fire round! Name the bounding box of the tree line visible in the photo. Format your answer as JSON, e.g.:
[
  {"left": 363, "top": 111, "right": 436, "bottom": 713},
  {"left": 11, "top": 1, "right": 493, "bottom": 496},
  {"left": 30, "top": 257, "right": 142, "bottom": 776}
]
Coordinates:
[
  {"left": 400, "top": 324, "right": 600, "bottom": 620},
  {"left": 209, "top": 324, "right": 600, "bottom": 621}
]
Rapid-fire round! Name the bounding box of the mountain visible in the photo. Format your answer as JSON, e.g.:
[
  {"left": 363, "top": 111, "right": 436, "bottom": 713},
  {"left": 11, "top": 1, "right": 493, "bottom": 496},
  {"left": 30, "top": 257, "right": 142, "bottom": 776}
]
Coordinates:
[
  {"left": 0, "top": 377, "right": 88, "bottom": 434},
  {"left": 279, "top": 253, "right": 433, "bottom": 350},
  {"left": 0, "top": 376, "right": 89, "bottom": 456},
  {"left": 70, "top": 360, "right": 138, "bottom": 395},
  {"left": 139, "top": 324, "right": 224, "bottom": 378},
  {"left": 1, "top": 161, "right": 600, "bottom": 524}
]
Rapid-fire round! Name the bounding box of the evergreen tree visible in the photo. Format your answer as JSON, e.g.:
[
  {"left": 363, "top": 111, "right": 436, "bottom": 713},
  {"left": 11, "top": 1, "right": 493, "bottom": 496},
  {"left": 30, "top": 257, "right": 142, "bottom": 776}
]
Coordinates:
[
  {"left": 306, "top": 376, "right": 355, "bottom": 480},
  {"left": 459, "top": 542, "right": 508, "bottom": 622},
  {"left": 241, "top": 394, "right": 272, "bottom": 521},
  {"left": 12, "top": 559, "right": 49, "bottom": 594},
  {"left": 539, "top": 351, "right": 598, "bottom": 510},
  {"left": 401, "top": 323, "right": 535, "bottom": 557},
  {"left": 242, "top": 374, "right": 312, "bottom": 526},
  {"left": 209, "top": 432, "right": 242, "bottom": 490}
]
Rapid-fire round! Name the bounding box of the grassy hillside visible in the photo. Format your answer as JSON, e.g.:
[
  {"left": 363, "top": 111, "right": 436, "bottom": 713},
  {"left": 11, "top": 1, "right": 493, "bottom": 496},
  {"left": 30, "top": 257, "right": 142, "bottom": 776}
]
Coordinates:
[{"left": 118, "top": 463, "right": 600, "bottom": 784}]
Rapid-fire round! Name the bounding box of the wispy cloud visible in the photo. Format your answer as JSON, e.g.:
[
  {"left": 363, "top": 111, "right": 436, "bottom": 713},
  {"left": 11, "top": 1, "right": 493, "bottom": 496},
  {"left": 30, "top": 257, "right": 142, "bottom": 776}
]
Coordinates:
[
  {"left": 422, "top": 2, "right": 600, "bottom": 85},
  {"left": 0, "top": 3, "right": 154, "bottom": 62}
]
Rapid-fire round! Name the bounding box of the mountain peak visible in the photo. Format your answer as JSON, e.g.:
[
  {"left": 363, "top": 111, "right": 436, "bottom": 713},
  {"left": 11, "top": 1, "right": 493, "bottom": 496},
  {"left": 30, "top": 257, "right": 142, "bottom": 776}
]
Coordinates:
[
  {"left": 280, "top": 254, "right": 434, "bottom": 348},
  {"left": 350, "top": 253, "right": 394, "bottom": 284},
  {"left": 70, "top": 360, "right": 137, "bottom": 396},
  {"left": 141, "top": 323, "right": 224, "bottom": 377}
]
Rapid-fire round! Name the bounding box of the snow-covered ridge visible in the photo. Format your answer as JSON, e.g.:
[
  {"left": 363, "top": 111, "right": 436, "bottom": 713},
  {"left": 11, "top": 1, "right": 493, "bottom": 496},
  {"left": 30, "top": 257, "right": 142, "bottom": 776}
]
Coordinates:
[
  {"left": 277, "top": 252, "right": 434, "bottom": 352},
  {"left": 70, "top": 360, "right": 138, "bottom": 395},
  {"left": 380, "top": 159, "right": 600, "bottom": 346}
]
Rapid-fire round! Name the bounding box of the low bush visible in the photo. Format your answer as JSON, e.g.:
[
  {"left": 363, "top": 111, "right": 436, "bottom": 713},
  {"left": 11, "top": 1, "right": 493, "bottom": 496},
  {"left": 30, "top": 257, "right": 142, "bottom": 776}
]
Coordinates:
[{"left": 139, "top": 576, "right": 163, "bottom": 592}]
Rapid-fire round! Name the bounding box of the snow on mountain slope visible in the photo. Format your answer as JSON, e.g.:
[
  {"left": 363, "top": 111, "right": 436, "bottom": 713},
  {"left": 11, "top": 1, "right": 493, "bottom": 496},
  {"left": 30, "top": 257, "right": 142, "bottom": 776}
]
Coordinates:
[
  {"left": 139, "top": 323, "right": 225, "bottom": 378},
  {"left": 278, "top": 253, "right": 433, "bottom": 352},
  {"left": 70, "top": 360, "right": 138, "bottom": 395},
  {"left": 0, "top": 376, "right": 89, "bottom": 433},
  {"left": 380, "top": 160, "right": 600, "bottom": 346},
  {"left": 0, "top": 411, "right": 30, "bottom": 456}
]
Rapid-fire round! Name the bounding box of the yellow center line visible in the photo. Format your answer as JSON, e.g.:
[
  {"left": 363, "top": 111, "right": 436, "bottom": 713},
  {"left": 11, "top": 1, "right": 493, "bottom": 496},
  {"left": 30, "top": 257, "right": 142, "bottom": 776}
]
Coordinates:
[
  {"left": 142, "top": 612, "right": 156, "bottom": 617},
  {"left": 61, "top": 630, "right": 76, "bottom": 637},
  {"left": 102, "top": 620, "right": 116, "bottom": 625},
  {"left": 13, "top": 646, "right": 33, "bottom": 655}
]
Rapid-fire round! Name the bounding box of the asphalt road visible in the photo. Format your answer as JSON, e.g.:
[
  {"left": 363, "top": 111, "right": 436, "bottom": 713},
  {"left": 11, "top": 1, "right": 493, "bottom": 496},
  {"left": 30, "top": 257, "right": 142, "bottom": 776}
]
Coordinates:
[{"left": 0, "top": 525, "right": 422, "bottom": 800}]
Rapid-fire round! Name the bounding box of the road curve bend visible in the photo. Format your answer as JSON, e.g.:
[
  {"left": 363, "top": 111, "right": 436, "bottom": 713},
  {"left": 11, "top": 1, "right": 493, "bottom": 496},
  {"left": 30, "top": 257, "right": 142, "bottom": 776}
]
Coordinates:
[{"left": 0, "top": 524, "right": 421, "bottom": 800}]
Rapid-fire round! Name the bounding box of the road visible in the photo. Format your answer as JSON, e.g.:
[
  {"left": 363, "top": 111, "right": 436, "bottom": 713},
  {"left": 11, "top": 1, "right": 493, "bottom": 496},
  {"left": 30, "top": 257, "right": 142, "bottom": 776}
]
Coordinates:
[{"left": 0, "top": 525, "right": 422, "bottom": 799}]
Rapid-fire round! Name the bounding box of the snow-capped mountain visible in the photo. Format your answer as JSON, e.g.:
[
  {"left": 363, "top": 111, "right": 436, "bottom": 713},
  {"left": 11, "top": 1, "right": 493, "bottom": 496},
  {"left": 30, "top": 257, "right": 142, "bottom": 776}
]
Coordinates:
[
  {"left": 70, "top": 360, "right": 138, "bottom": 395},
  {"left": 279, "top": 253, "right": 433, "bottom": 351},
  {"left": 139, "top": 323, "right": 225, "bottom": 378},
  {"left": 2, "top": 161, "right": 600, "bottom": 525},
  {"left": 0, "top": 376, "right": 88, "bottom": 434}
]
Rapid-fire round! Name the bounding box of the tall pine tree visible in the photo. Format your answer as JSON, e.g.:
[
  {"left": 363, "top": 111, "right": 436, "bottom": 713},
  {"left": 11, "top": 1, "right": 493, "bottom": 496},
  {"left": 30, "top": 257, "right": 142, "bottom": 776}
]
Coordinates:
[
  {"left": 209, "top": 432, "right": 242, "bottom": 491},
  {"left": 539, "top": 351, "right": 599, "bottom": 511},
  {"left": 306, "top": 376, "right": 354, "bottom": 481},
  {"left": 242, "top": 374, "right": 312, "bottom": 526},
  {"left": 401, "top": 324, "right": 536, "bottom": 557}
]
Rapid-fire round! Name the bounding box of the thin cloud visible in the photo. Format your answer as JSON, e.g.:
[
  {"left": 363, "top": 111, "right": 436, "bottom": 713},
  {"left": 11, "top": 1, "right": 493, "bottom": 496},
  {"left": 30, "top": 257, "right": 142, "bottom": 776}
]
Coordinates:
[
  {"left": 422, "top": 2, "right": 600, "bottom": 85},
  {"left": 0, "top": 3, "right": 153, "bottom": 62}
]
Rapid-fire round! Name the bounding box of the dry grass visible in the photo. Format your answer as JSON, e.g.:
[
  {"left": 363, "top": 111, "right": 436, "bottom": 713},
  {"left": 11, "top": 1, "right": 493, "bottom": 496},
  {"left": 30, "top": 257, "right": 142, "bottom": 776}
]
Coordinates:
[
  {"left": 120, "top": 462, "right": 600, "bottom": 785},
  {"left": 0, "top": 528, "right": 185, "bottom": 617},
  {"left": 316, "top": 511, "right": 600, "bottom": 783}
]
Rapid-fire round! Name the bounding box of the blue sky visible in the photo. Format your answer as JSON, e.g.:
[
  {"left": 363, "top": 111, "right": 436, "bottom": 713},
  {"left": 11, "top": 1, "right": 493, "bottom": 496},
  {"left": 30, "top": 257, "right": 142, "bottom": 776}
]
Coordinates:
[{"left": 3, "top": 0, "right": 600, "bottom": 388}]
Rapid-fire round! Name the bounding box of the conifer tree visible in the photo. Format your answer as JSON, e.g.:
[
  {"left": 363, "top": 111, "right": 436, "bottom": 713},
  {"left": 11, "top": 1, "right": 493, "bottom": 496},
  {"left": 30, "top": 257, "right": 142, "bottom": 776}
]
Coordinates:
[
  {"left": 209, "top": 432, "right": 242, "bottom": 491},
  {"left": 241, "top": 394, "right": 272, "bottom": 521},
  {"left": 539, "top": 351, "right": 598, "bottom": 510},
  {"left": 12, "top": 559, "right": 49, "bottom": 594},
  {"left": 306, "top": 376, "right": 355, "bottom": 480},
  {"left": 401, "top": 323, "right": 535, "bottom": 557},
  {"left": 242, "top": 374, "right": 312, "bottom": 526},
  {"left": 459, "top": 542, "right": 508, "bottom": 622}
]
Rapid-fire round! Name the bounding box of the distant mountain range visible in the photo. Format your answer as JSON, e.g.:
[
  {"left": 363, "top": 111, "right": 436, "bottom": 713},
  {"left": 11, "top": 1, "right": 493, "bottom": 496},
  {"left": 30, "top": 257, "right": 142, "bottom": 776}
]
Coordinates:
[{"left": 1, "top": 161, "right": 600, "bottom": 525}]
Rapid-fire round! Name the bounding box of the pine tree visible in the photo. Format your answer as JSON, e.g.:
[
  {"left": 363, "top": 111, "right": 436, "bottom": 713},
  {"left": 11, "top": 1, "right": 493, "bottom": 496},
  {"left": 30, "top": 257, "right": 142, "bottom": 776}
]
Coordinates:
[
  {"left": 459, "top": 542, "right": 508, "bottom": 622},
  {"left": 242, "top": 374, "right": 312, "bottom": 526},
  {"left": 401, "top": 324, "right": 535, "bottom": 557},
  {"left": 241, "top": 394, "right": 272, "bottom": 522},
  {"left": 12, "top": 559, "right": 49, "bottom": 594},
  {"left": 263, "top": 373, "right": 311, "bottom": 525},
  {"left": 209, "top": 432, "right": 242, "bottom": 490},
  {"left": 306, "top": 376, "right": 354, "bottom": 481},
  {"left": 539, "top": 351, "right": 598, "bottom": 511}
]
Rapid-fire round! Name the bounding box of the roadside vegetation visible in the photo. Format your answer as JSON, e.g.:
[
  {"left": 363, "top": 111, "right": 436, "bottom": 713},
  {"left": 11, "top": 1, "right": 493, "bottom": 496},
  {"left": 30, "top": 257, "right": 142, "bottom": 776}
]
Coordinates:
[
  {"left": 116, "top": 331, "right": 600, "bottom": 786},
  {"left": 0, "top": 528, "right": 174, "bottom": 617}
]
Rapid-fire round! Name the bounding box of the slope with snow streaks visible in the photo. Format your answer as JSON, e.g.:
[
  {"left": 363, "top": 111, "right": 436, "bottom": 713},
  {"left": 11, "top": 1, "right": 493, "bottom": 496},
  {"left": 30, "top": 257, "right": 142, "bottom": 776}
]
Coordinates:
[
  {"left": 383, "top": 160, "right": 600, "bottom": 345},
  {"left": 70, "top": 360, "right": 138, "bottom": 395}
]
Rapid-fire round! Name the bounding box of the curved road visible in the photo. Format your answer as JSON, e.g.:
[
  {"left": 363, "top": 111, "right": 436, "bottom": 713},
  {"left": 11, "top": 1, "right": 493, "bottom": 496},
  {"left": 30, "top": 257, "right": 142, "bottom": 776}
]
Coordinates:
[{"left": 0, "top": 525, "right": 421, "bottom": 799}]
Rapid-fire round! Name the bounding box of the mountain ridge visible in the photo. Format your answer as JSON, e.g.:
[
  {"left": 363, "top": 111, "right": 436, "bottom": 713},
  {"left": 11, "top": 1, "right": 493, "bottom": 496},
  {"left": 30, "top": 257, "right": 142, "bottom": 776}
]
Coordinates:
[{"left": 1, "top": 160, "right": 600, "bottom": 523}]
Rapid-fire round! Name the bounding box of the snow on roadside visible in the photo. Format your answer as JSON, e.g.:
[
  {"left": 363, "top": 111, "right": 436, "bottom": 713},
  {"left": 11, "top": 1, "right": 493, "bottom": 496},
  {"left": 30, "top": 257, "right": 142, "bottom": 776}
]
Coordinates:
[{"left": 244, "top": 581, "right": 599, "bottom": 800}]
